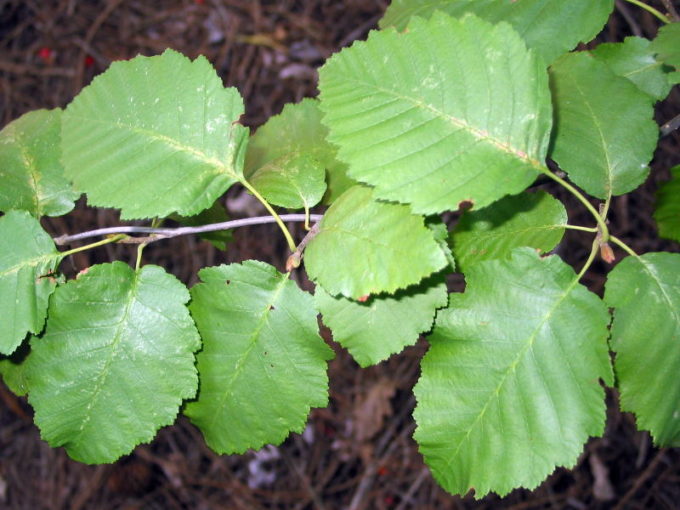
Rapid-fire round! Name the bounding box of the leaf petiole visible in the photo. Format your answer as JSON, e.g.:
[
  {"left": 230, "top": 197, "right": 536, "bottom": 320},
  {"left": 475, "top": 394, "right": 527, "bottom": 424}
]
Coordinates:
[
  {"left": 59, "top": 234, "right": 128, "bottom": 259},
  {"left": 241, "top": 180, "right": 297, "bottom": 252},
  {"left": 609, "top": 235, "right": 640, "bottom": 258},
  {"left": 623, "top": 0, "right": 671, "bottom": 23},
  {"left": 577, "top": 238, "right": 601, "bottom": 280},
  {"left": 540, "top": 167, "right": 610, "bottom": 242},
  {"left": 562, "top": 224, "right": 598, "bottom": 233}
]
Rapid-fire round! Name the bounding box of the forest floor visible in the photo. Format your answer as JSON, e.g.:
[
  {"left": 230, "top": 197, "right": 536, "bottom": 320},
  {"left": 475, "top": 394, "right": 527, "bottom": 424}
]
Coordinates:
[{"left": 0, "top": 1, "right": 679, "bottom": 509}]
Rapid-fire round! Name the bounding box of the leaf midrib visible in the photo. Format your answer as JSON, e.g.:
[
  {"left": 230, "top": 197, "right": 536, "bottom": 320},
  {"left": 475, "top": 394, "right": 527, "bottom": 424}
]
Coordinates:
[
  {"left": 0, "top": 252, "right": 60, "bottom": 278},
  {"left": 72, "top": 267, "right": 140, "bottom": 444},
  {"left": 444, "top": 272, "right": 583, "bottom": 466},
  {"left": 336, "top": 77, "right": 545, "bottom": 170},
  {"left": 206, "top": 277, "right": 288, "bottom": 432},
  {"left": 68, "top": 115, "right": 242, "bottom": 181},
  {"left": 639, "top": 257, "right": 680, "bottom": 327},
  {"left": 561, "top": 69, "right": 615, "bottom": 196}
]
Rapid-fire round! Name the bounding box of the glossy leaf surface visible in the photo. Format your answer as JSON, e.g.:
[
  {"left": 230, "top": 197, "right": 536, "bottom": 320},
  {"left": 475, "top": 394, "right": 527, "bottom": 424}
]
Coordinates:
[
  {"left": 185, "top": 261, "right": 333, "bottom": 454},
  {"left": 0, "top": 348, "right": 29, "bottom": 397},
  {"left": 651, "top": 22, "right": 680, "bottom": 83},
  {"left": 0, "top": 211, "right": 60, "bottom": 355},
  {"left": 316, "top": 275, "right": 447, "bottom": 367},
  {"left": 550, "top": 53, "right": 658, "bottom": 198},
  {"left": 451, "top": 191, "right": 567, "bottom": 272},
  {"left": 304, "top": 186, "right": 447, "bottom": 299},
  {"left": 654, "top": 166, "right": 680, "bottom": 242},
  {"left": 319, "top": 12, "right": 552, "bottom": 214},
  {"left": 62, "top": 49, "right": 248, "bottom": 219},
  {"left": 591, "top": 37, "right": 673, "bottom": 101},
  {"left": 414, "top": 249, "right": 612, "bottom": 497},
  {"left": 246, "top": 98, "right": 350, "bottom": 206},
  {"left": 249, "top": 153, "right": 326, "bottom": 211},
  {"left": 27, "top": 262, "right": 201, "bottom": 463},
  {"left": 605, "top": 253, "right": 680, "bottom": 446},
  {"left": 0, "top": 109, "right": 78, "bottom": 217},
  {"left": 380, "top": 0, "right": 615, "bottom": 65}
]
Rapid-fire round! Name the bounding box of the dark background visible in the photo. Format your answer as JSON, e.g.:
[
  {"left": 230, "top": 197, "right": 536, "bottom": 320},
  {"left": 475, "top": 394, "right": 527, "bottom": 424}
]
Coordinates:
[{"left": 0, "top": 1, "right": 679, "bottom": 508}]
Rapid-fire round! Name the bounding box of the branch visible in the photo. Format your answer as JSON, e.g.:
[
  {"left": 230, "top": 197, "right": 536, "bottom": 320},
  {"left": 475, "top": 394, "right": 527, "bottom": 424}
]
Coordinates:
[
  {"left": 286, "top": 221, "right": 321, "bottom": 271},
  {"left": 660, "top": 0, "right": 680, "bottom": 21},
  {"left": 54, "top": 214, "right": 323, "bottom": 246},
  {"left": 661, "top": 113, "right": 680, "bottom": 137}
]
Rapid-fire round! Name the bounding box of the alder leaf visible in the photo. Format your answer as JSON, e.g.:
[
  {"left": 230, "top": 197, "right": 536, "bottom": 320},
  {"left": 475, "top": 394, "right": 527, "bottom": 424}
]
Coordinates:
[
  {"left": 590, "top": 37, "right": 673, "bottom": 101},
  {"left": 549, "top": 53, "right": 658, "bottom": 199},
  {"left": 0, "top": 345, "right": 30, "bottom": 396},
  {"left": 654, "top": 166, "right": 680, "bottom": 242},
  {"left": 249, "top": 153, "right": 326, "bottom": 211},
  {"left": 26, "top": 262, "right": 201, "bottom": 464},
  {"left": 427, "top": 218, "right": 456, "bottom": 272},
  {"left": 0, "top": 109, "right": 79, "bottom": 217},
  {"left": 414, "top": 248, "right": 613, "bottom": 497},
  {"left": 62, "top": 49, "right": 248, "bottom": 220},
  {"left": 0, "top": 210, "right": 61, "bottom": 355},
  {"left": 380, "top": 0, "right": 615, "bottom": 65},
  {"left": 451, "top": 191, "right": 567, "bottom": 272},
  {"left": 245, "top": 98, "right": 354, "bottom": 205},
  {"left": 319, "top": 12, "right": 552, "bottom": 215},
  {"left": 316, "top": 275, "right": 447, "bottom": 367},
  {"left": 185, "top": 261, "right": 334, "bottom": 454},
  {"left": 304, "top": 186, "right": 447, "bottom": 299},
  {"left": 651, "top": 22, "right": 680, "bottom": 83},
  {"left": 604, "top": 253, "right": 680, "bottom": 446}
]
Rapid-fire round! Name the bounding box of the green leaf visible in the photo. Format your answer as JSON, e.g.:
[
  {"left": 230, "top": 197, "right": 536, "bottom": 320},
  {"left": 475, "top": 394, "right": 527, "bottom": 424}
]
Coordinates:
[
  {"left": 427, "top": 218, "right": 456, "bottom": 272},
  {"left": 249, "top": 153, "right": 326, "bottom": 211},
  {"left": 604, "top": 253, "right": 680, "bottom": 447},
  {"left": 304, "top": 186, "right": 447, "bottom": 299},
  {"left": 451, "top": 191, "right": 567, "bottom": 273},
  {"left": 0, "top": 344, "right": 30, "bottom": 396},
  {"left": 651, "top": 22, "right": 680, "bottom": 83},
  {"left": 549, "top": 53, "right": 658, "bottom": 198},
  {"left": 380, "top": 0, "right": 615, "bottom": 65},
  {"left": 62, "top": 49, "right": 249, "bottom": 220},
  {"left": 0, "top": 210, "right": 61, "bottom": 355},
  {"left": 0, "top": 109, "right": 79, "bottom": 217},
  {"left": 654, "top": 166, "right": 680, "bottom": 242},
  {"left": 26, "top": 262, "right": 200, "bottom": 463},
  {"left": 414, "top": 248, "right": 613, "bottom": 497},
  {"left": 185, "top": 261, "right": 333, "bottom": 454},
  {"left": 316, "top": 275, "right": 447, "bottom": 367},
  {"left": 171, "top": 201, "right": 233, "bottom": 250},
  {"left": 245, "top": 98, "right": 354, "bottom": 205},
  {"left": 319, "top": 12, "right": 552, "bottom": 215},
  {"left": 590, "top": 37, "right": 673, "bottom": 101}
]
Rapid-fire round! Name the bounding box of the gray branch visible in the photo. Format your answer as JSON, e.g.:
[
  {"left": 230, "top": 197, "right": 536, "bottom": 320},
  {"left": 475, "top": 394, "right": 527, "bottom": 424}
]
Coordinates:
[{"left": 54, "top": 214, "right": 324, "bottom": 245}]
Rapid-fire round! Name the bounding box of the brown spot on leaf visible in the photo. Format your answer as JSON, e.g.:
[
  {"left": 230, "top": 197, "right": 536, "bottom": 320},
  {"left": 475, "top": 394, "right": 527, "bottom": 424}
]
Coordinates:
[{"left": 458, "top": 199, "right": 474, "bottom": 211}]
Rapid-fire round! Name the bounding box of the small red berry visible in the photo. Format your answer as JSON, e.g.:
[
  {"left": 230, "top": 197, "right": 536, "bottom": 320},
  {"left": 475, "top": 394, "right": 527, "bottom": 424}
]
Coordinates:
[
  {"left": 37, "top": 47, "right": 53, "bottom": 62},
  {"left": 84, "top": 55, "right": 95, "bottom": 68},
  {"left": 377, "top": 466, "right": 388, "bottom": 476},
  {"left": 195, "top": 0, "right": 205, "bottom": 4}
]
